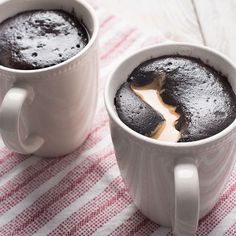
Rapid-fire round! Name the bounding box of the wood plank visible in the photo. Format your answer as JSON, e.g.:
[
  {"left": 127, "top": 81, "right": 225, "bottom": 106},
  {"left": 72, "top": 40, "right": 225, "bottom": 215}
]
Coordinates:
[
  {"left": 101, "top": 0, "right": 204, "bottom": 43},
  {"left": 194, "top": 0, "right": 236, "bottom": 62}
]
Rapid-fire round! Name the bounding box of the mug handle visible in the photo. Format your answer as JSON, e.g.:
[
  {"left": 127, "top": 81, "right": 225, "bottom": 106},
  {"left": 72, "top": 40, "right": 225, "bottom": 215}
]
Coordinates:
[
  {"left": 0, "top": 82, "right": 44, "bottom": 154},
  {"left": 173, "top": 158, "right": 200, "bottom": 236}
]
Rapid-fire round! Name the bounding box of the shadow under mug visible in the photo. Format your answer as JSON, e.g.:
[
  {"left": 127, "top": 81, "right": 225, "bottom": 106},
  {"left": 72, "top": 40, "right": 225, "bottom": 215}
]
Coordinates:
[
  {"left": 104, "top": 43, "right": 236, "bottom": 235},
  {"left": 0, "top": 0, "right": 99, "bottom": 157}
]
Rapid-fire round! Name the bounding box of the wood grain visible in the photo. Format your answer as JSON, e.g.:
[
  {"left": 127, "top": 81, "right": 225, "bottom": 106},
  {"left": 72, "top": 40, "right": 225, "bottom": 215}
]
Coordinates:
[
  {"left": 194, "top": 0, "right": 236, "bottom": 62},
  {"left": 101, "top": 0, "right": 204, "bottom": 43}
]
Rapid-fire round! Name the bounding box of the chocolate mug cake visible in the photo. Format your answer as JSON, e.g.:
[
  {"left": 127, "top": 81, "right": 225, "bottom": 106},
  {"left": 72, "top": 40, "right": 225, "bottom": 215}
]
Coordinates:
[
  {"left": 0, "top": 10, "right": 89, "bottom": 69},
  {"left": 115, "top": 56, "right": 236, "bottom": 142}
]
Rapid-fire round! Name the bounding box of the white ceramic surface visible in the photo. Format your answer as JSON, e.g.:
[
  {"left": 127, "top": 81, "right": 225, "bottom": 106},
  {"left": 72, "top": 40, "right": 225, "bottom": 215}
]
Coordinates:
[
  {"left": 0, "top": 0, "right": 99, "bottom": 157},
  {"left": 104, "top": 43, "right": 236, "bottom": 235}
]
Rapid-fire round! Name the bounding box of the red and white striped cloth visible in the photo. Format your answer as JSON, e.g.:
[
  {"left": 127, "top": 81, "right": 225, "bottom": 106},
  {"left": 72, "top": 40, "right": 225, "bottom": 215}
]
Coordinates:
[{"left": 0, "top": 1, "right": 235, "bottom": 235}]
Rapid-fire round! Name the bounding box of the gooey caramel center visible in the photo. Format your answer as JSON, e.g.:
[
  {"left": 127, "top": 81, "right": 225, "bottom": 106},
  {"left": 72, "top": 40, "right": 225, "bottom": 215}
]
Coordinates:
[{"left": 132, "top": 78, "right": 181, "bottom": 142}]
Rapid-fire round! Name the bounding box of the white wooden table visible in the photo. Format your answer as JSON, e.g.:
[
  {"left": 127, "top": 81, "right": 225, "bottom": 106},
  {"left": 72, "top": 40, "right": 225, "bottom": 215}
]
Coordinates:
[{"left": 101, "top": 0, "right": 236, "bottom": 63}]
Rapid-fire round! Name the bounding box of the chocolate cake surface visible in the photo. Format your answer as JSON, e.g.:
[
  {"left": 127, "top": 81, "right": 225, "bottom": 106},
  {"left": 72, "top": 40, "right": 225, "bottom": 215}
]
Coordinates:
[
  {"left": 115, "top": 82, "right": 165, "bottom": 137},
  {"left": 116, "top": 56, "right": 236, "bottom": 142},
  {"left": 0, "top": 10, "right": 89, "bottom": 69}
]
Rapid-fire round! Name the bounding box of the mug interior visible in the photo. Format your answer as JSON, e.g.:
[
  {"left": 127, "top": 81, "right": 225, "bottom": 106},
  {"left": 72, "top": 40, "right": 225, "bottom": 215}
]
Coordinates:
[
  {"left": 0, "top": 0, "right": 98, "bottom": 73},
  {"left": 105, "top": 43, "right": 236, "bottom": 147}
]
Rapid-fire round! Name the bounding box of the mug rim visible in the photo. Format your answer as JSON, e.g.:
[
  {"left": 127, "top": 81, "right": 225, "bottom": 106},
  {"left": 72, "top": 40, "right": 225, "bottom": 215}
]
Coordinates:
[
  {"left": 0, "top": 0, "right": 99, "bottom": 75},
  {"left": 104, "top": 42, "right": 236, "bottom": 148}
]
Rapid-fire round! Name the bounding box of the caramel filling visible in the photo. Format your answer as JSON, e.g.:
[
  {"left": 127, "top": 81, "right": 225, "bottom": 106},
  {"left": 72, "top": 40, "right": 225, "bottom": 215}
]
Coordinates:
[{"left": 132, "top": 78, "right": 181, "bottom": 142}]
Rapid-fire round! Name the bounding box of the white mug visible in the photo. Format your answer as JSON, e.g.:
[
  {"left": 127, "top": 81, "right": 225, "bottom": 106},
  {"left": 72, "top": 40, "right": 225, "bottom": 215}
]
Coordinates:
[
  {"left": 0, "top": 0, "right": 99, "bottom": 157},
  {"left": 104, "top": 43, "right": 236, "bottom": 235}
]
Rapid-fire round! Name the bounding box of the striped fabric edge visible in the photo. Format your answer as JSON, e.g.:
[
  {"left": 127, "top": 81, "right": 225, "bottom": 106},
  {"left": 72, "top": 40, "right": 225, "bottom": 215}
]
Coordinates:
[
  {"left": 197, "top": 164, "right": 236, "bottom": 235},
  {"left": 208, "top": 207, "right": 236, "bottom": 236},
  {"left": 224, "top": 221, "right": 236, "bottom": 236},
  {"left": 0, "top": 150, "right": 115, "bottom": 235},
  {"left": 46, "top": 176, "right": 126, "bottom": 235},
  {"left": 0, "top": 113, "right": 109, "bottom": 215}
]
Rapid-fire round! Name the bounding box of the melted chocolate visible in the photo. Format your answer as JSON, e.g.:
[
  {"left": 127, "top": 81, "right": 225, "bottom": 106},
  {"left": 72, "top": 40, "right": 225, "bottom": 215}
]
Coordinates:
[
  {"left": 115, "top": 82, "right": 165, "bottom": 137},
  {"left": 120, "top": 56, "right": 236, "bottom": 142},
  {"left": 0, "top": 10, "right": 89, "bottom": 69}
]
